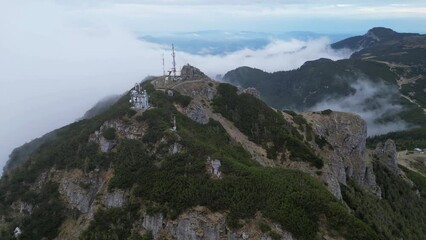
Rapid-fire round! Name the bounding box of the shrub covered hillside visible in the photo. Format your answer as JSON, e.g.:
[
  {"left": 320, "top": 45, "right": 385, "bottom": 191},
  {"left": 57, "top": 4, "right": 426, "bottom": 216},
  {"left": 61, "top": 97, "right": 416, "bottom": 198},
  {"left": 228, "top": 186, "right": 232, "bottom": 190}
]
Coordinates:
[
  {"left": 0, "top": 80, "right": 380, "bottom": 240},
  {"left": 212, "top": 83, "right": 323, "bottom": 168},
  {"left": 342, "top": 162, "right": 426, "bottom": 240}
]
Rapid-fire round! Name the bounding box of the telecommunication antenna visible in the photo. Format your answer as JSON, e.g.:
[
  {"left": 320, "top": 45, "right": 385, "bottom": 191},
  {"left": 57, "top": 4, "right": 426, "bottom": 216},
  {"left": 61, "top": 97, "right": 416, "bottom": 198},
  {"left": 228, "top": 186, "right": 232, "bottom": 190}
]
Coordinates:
[
  {"left": 171, "top": 115, "right": 177, "bottom": 131},
  {"left": 171, "top": 44, "right": 177, "bottom": 80},
  {"left": 162, "top": 53, "right": 165, "bottom": 76}
]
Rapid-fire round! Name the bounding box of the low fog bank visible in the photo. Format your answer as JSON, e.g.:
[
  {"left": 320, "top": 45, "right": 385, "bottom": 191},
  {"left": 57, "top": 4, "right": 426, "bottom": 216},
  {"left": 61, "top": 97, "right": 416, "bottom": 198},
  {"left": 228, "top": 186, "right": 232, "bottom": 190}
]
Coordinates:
[
  {"left": 181, "top": 38, "right": 351, "bottom": 76},
  {"left": 309, "top": 79, "right": 412, "bottom": 136},
  {"left": 0, "top": 1, "right": 351, "bottom": 171}
]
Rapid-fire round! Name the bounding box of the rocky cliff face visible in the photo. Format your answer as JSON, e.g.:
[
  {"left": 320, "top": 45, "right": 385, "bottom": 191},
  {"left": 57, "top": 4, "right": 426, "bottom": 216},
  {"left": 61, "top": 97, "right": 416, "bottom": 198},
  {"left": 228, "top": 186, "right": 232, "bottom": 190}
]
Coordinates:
[
  {"left": 54, "top": 169, "right": 127, "bottom": 214},
  {"left": 89, "top": 119, "right": 146, "bottom": 152},
  {"left": 142, "top": 207, "right": 295, "bottom": 240},
  {"left": 58, "top": 170, "right": 104, "bottom": 214},
  {"left": 172, "top": 71, "right": 382, "bottom": 200},
  {"left": 184, "top": 102, "right": 209, "bottom": 125},
  {"left": 303, "top": 111, "right": 381, "bottom": 198},
  {"left": 374, "top": 139, "right": 400, "bottom": 176}
]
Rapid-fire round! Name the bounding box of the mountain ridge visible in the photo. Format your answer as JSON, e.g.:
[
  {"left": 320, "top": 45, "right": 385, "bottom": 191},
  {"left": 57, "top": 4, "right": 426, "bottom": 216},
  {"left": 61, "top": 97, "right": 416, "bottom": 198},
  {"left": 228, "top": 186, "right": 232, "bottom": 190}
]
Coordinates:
[
  {"left": 223, "top": 27, "right": 426, "bottom": 138},
  {"left": 0, "top": 69, "right": 385, "bottom": 239},
  {"left": 1, "top": 30, "right": 426, "bottom": 239}
]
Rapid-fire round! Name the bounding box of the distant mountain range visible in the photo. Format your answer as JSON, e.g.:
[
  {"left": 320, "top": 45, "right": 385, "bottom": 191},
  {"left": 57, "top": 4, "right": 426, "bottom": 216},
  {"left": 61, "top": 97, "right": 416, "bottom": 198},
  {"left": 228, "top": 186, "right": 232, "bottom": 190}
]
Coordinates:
[{"left": 223, "top": 27, "right": 426, "bottom": 137}]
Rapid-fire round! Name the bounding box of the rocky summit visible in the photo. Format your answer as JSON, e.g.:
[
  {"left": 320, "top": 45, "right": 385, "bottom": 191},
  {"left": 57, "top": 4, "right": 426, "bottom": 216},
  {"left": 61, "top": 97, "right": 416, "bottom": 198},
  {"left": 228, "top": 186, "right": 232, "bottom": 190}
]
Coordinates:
[{"left": 180, "top": 64, "right": 210, "bottom": 81}]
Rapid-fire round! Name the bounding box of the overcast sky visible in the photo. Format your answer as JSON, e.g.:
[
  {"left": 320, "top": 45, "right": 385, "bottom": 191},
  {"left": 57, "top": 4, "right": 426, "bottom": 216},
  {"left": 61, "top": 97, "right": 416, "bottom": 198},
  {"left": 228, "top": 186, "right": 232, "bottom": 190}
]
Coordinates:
[{"left": 1, "top": 0, "right": 426, "bottom": 172}]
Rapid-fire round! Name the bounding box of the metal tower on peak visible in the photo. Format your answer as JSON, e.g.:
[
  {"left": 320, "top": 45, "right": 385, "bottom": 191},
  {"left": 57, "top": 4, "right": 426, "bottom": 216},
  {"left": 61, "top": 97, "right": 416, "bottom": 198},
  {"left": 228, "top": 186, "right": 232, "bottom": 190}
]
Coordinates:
[
  {"left": 171, "top": 44, "right": 177, "bottom": 80},
  {"left": 162, "top": 53, "right": 165, "bottom": 76}
]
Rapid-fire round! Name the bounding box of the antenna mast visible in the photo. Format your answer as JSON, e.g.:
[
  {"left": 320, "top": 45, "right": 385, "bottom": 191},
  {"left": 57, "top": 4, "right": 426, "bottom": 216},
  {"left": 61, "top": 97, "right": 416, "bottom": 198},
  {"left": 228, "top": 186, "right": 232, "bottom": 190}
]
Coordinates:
[
  {"left": 173, "top": 115, "right": 176, "bottom": 131},
  {"left": 162, "top": 53, "right": 165, "bottom": 76},
  {"left": 171, "top": 115, "right": 177, "bottom": 131},
  {"left": 171, "top": 44, "right": 176, "bottom": 80}
]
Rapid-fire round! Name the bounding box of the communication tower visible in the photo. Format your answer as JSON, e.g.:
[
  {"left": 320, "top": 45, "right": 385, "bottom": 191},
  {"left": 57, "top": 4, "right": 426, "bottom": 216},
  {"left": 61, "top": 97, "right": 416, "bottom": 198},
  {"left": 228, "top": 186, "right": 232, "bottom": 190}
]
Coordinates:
[
  {"left": 162, "top": 53, "right": 165, "bottom": 76},
  {"left": 171, "top": 44, "right": 177, "bottom": 80}
]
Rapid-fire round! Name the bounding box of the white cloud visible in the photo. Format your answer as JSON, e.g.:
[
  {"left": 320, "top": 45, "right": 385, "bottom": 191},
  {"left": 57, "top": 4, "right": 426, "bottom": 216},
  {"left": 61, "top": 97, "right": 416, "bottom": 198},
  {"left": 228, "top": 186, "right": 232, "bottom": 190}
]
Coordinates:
[
  {"left": 309, "top": 80, "right": 412, "bottom": 136},
  {"left": 178, "top": 38, "right": 351, "bottom": 75}
]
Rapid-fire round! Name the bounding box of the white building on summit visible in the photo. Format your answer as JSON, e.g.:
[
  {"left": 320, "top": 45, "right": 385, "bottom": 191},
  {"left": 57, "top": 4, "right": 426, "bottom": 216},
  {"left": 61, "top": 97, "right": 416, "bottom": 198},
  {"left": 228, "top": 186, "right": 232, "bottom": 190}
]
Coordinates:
[{"left": 130, "top": 83, "right": 149, "bottom": 110}]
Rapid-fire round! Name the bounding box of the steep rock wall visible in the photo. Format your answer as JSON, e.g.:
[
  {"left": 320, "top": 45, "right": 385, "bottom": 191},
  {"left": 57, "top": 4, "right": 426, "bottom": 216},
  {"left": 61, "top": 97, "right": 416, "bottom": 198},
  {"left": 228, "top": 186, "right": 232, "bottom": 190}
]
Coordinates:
[
  {"left": 303, "top": 111, "right": 381, "bottom": 198},
  {"left": 142, "top": 208, "right": 295, "bottom": 240}
]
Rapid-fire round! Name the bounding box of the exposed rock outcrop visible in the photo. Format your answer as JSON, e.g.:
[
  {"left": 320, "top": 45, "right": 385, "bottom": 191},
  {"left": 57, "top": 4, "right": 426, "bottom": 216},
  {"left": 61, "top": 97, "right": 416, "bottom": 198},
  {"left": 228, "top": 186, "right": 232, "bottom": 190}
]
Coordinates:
[
  {"left": 99, "top": 136, "right": 116, "bottom": 153},
  {"left": 169, "top": 142, "right": 183, "bottom": 154},
  {"left": 10, "top": 201, "right": 33, "bottom": 215},
  {"left": 30, "top": 171, "right": 48, "bottom": 193},
  {"left": 142, "top": 208, "right": 295, "bottom": 240},
  {"left": 55, "top": 169, "right": 125, "bottom": 215},
  {"left": 58, "top": 171, "right": 104, "bottom": 214},
  {"left": 181, "top": 64, "right": 209, "bottom": 81},
  {"left": 239, "top": 87, "right": 261, "bottom": 99},
  {"left": 174, "top": 80, "right": 216, "bottom": 101},
  {"left": 103, "top": 190, "right": 127, "bottom": 208},
  {"left": 303, "top": 111, "right": 381, "bottom": 198},
  {"left": 184, "top": 103, "right": 209, "bottom": 124},
  {"left": 89, "top": 119, "right": 146, "bottom": 152},
  {"left": 374, "top": 139, "right": 400, "bottom": 176}
]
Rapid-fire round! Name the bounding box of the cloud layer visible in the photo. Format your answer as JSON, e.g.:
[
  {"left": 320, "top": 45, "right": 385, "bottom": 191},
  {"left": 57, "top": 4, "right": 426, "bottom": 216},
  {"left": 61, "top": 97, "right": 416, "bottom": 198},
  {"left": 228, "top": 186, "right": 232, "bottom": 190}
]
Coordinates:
[{"left": 309, "top": 79, "right": 412, "bottom": 136}]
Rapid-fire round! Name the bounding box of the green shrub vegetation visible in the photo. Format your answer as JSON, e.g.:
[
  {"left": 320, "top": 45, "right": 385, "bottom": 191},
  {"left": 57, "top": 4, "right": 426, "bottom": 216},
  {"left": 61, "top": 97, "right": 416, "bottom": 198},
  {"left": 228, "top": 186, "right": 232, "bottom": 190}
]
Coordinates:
[
  {"left": 314, "top": 135, "right": 329, "bottom": 149},
  {"left": 223, "top": 57, "right": 426, "bottom": 129},
  {"left": 1, "top": 80, "right": 415, "bottom": 240},
  {"left": 269, "top": 230, "right": 282, "bottom": 240},
  {"left": 400, "top": 165, "right": 426, "bottom": 199},
  {"left": 367, "top": 127, "right": 426, "bottom": 150},
  {"left": 109, "top": 142, "right": 376, "bottom": 239},
  {"left": 167, "top": 90, "right": 192, "bottom": 107},
  {"left": 105, "top": 83, "right": 374, "bottom": 239},
  {"left": 80, "top": 203, "right": 141, "bottom": 240},
  {"left": 0, "top": 91, "right": 134, "bottom": 239},
  {"left": 103, "top": 127, "right": 116, "bottom": 140},
  {"left": 342, "top": 162, "right": 426, "bottom": 240},
  {"left": 17, "top": 182, "right": 66, "bottom": 240},
  {"left": 320, "top": 109, "right": 333, "bottom": 115},
  {"left": 212, "top": 83, "right": 323, "bottom": 168},
  {"left": 259, "top": 222, "right": 271, "bottom": 233}
]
